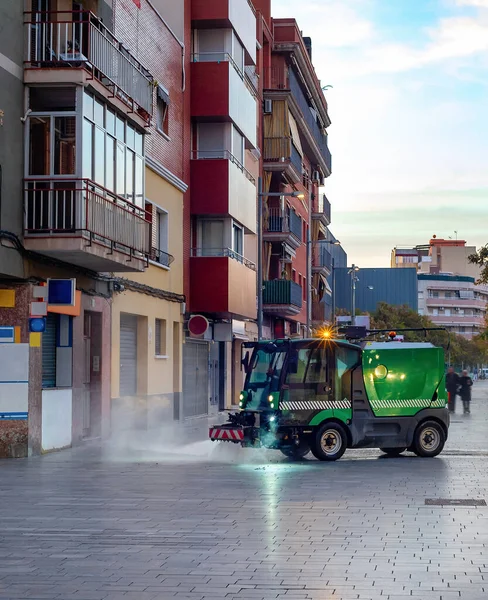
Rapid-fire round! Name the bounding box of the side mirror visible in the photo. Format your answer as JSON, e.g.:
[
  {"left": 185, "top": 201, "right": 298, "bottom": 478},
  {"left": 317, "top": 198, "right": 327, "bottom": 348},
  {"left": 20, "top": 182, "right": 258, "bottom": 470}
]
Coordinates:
[
  {"left": 288, "top": 350, "right": 298, "bottom": 374},
  {"left": 241, "top": 351, "right": 250, "bottom": 374}
]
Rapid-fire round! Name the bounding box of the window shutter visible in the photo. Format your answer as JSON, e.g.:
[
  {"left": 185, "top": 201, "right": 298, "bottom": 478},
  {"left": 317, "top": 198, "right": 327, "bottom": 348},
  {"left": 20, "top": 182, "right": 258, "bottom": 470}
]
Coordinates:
[{"left": 42, "top": 314, "right": 57, "bottom": 388}]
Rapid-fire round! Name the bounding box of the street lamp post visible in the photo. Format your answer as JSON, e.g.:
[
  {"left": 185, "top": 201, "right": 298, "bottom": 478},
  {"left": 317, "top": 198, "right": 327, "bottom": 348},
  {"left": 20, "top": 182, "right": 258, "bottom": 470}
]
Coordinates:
[
  {"left": 306, "top": 239, "right": 341, "bottom": 335},
  {"left": 257, "top": 177, "right": 304, "bottom": 340},
  {"left": 348, "top": 264, "right": 359, "bottom": 326}
]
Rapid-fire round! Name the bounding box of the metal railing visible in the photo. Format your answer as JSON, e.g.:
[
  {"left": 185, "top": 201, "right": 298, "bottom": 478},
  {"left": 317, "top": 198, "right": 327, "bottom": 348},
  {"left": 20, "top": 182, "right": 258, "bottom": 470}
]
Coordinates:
[
  {"left": 191, "top": 52, "right": 243, "bottom": 77},
  {"left": 24, "top": 11, "right": 153, "bottom": 118},
  {"left": 313, "top": 245, "right": 332, "bottom": 271},
  {"left": 149, "top": 247, "right": 174, "bottom": 268},
  {"left": 191, "top": 248, "right": 256, "bottom": 271},
  {"left": 191, "top": 150, "right": 255, "bottom": 184},
  {"left": 24, "top": 178, "right": 150, "bottom": 257},
  {"left": 265, "top": 207, "right": 302, "bottom": 241},
  {"left": 313, "top": 194, "right": 331, "bottom": 223},
  {"left": 263, "top": 280, "right": 303, "bottom": 308},
  {"left": 245, "top": 65, "right": 259, "bottom": 96},
  {"left": 263, "top": 137, "right": 302, "bottom": 175}
]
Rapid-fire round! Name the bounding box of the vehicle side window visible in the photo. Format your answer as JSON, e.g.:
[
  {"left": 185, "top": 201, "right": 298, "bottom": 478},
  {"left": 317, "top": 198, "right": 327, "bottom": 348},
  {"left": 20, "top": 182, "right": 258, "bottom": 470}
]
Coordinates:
[{"left": 335, "top": 347, "right": 360, "bottom": 401}]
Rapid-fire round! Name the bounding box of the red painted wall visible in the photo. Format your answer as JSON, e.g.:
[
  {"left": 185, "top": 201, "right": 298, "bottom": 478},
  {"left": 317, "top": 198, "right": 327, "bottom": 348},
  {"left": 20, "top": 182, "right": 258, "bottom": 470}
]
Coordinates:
[
  {"left": 190, "top": 160, "right": 229, "bottom": 215},
  {"left": 191, "top": 0, "right": 230, "bottom": 22},
  {"left": 191, "top": 62, "right": 230, "bottom": 117}
]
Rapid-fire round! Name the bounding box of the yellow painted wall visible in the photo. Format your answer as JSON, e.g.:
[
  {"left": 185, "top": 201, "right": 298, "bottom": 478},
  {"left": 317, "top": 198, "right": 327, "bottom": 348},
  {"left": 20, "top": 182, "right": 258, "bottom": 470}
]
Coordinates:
[
  {"left": 111, "top": 170, "right": 184, "bottom": 400},
  {"left": 111, "top": 291, "right": 182, "bottom": 399},
  {"left": 127, "top": 169, "right": 184, "bottom": 295}
]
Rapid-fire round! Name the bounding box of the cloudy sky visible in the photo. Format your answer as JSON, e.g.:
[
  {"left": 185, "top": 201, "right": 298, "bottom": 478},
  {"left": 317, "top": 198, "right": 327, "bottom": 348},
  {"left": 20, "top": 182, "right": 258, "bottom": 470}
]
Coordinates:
[{"left": 273, "top": 0, "right": 488, "bottom": 266}]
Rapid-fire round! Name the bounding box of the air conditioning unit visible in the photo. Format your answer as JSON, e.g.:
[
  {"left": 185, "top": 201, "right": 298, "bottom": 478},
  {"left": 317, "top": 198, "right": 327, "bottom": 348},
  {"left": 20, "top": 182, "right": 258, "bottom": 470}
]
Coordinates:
[
  {"left": 264, "top": 99, "right": 272, "bottom": 114},
  {"left": 290, "top": 322, "right": 301, "bottom": 336}
]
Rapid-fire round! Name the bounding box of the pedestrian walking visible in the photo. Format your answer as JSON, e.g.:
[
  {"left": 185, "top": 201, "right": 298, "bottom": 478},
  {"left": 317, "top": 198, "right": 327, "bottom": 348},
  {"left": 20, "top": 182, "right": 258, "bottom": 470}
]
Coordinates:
[
  {"left": 459, "top": 370, "right": 473, "bottom": 415},
  {"left": 445, "top": 366, "right": 459, "bottom": 413}
]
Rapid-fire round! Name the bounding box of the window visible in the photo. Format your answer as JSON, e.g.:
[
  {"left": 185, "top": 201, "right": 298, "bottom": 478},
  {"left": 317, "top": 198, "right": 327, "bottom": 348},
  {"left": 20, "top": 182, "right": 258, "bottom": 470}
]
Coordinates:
[
  {"left": 155, "top": 319, "right": 167, "bottom": 356},
  {"left": 156, "top": 86, "right": 170, "bottom": 136},
  {"left": 292, "top": 269, "right": 297, "bottom": 282},
  {"left": 232, "top": 222, "right": 243, "bottom": 256},
  {"left": 200, "top": 220, "right": 224, "bottom": 256},
  {"left": 197, "top": 122, "right": 227, "bottom": 159},
  {"left": 445, "top": 291, "right": 452, "bottom": 298},
  {"left": 83, "top": 91, "right": 144, "bottom": 205},
  {"left": 303, "top": 277, "right": 307, "bottom": 301},
  {"left": 146, "top": 203, "right": 170, "bottom": 266},
  {"left": 232, "top": 126, "right": 244, "bottom": 165}
]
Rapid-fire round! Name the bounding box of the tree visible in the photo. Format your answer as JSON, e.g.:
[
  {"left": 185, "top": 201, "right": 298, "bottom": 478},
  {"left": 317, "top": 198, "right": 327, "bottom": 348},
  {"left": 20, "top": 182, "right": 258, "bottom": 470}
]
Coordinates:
[
  {"left": 369, "top": 302, "right": 484, "bottom": 368},
  {"left": 468, "top": 245, "right": 488, "bottom": 283}
]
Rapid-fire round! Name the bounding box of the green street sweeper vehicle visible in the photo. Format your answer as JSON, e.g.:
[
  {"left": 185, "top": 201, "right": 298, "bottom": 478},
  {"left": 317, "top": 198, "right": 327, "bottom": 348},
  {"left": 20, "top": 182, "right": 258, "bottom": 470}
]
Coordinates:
[{"left": 209, "top": 327, "right": 450, "bottom": 460}]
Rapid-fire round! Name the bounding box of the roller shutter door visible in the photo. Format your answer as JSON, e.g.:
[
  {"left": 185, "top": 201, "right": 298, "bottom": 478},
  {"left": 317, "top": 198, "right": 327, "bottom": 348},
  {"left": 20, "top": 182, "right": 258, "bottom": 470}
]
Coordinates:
[
  {"left": 182, "top": 340, "right": 209, "bottom": 418},
  {"left": 120, "top": 314, "right": 137, "bottom": 396}
]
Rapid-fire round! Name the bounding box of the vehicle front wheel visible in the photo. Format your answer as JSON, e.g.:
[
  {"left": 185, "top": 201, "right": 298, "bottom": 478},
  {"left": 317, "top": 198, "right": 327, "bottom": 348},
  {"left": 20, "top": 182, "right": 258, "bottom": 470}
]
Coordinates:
[
  {"left": 311, "top": 423, "right": 347, "bottom": 461},
  {"left": 380, "top": 447, "right": 407, "bottom": 456},
  {"left": 280, "top": 442, "right": 310, "bottom": 460},
  {"left": 412, "top": 421, "right": 446, "bottom": 458}
]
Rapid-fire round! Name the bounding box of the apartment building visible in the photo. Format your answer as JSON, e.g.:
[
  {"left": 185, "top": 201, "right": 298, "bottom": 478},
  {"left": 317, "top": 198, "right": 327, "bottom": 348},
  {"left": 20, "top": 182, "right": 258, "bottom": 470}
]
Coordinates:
[
  {"left": 260, "top": 16, "right": 333, "bottom": 339},
  {"left": 183, "top": 0, "right": 259, "bottom": 416},
  {"left": 0, "top": 0, "right": 187, "bottom": 457},
  {"left": 418, "top": 274, "right": 488, "bottom": 339}
]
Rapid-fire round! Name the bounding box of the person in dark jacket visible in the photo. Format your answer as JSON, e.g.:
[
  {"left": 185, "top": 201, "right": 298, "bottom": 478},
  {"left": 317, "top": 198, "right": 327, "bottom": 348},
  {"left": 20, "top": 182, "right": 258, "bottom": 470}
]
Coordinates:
[
  {"left": 459, "top": 370, "right": 473, "bottom": 414},
  {"left": 446, "top": 366, "right": 459, "bottom": 413}
]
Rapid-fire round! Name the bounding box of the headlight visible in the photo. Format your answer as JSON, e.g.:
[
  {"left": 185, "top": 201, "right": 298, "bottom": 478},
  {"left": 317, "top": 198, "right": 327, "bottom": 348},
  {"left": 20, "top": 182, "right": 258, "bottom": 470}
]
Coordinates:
[
  {"left": 239, "top": 393, "right": 244, "bottom": 401},
  {"left": 269, "top": 415, "right": 276, "bottom": 422},
  {"left": 268, "top": 395, "right": 274, "bottom": 402},
  {"left": 239, "top": 401, "right": 243, "bottom": 408}
]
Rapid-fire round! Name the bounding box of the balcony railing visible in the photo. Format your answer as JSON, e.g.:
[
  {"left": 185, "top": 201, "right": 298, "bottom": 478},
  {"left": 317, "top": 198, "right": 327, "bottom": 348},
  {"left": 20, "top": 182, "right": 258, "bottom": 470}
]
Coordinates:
[
  {"left": 191, "top": 149, "right": 255, "bottom": 184},
  {"left": 24, "top": 179, "right": 150, "bottom": 257},
  {"left": 313, "top": 194, "right": 331, "bottom": 223},
  {"left": 264, "top": 66, "right": 331, "bottom": 170},
  {"left": 24, "top": 11, "right": 153, "bottom": 119},
  {"left": 265, "top": 208, "right": 302, "bottom": 241},
  {"left": 313, "top": 245, "right": 332, "bottom": 271},
  {"left": 263, "top": 137, "right": 302, "bottom": 175},
  {"left": 263, "top": 280, "right": 303, "bottom": 308},
  {"left": 191, "top": 248, "right": 256, "bottom": 271},
  {"left": 149, "top": 247, "right": 174, "bottom": 268}
]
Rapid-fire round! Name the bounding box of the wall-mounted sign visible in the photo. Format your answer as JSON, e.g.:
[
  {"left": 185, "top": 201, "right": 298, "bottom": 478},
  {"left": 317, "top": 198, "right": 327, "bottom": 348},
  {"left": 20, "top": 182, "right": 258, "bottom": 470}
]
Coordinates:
[
  {"left": 0, "top": 327, "right": 15, "bottom": 343},
  {"left": 47, "top": 279, "right": 76, "bottom": 306},
  {"left": 29, "top": 317, "right": 46, "bottom": 333},
  {"left": 188, "top": 315, "right": 209, "bottom": 337}
]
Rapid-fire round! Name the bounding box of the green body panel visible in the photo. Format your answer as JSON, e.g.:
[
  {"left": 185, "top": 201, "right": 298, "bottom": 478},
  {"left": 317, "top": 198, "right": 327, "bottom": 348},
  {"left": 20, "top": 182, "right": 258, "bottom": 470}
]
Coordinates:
[
  {"left": 309, "top": 408, "right": 351, "bottom": 426},
  {"left": 362, "top": 345, "right": 447, "bottom": 417}
]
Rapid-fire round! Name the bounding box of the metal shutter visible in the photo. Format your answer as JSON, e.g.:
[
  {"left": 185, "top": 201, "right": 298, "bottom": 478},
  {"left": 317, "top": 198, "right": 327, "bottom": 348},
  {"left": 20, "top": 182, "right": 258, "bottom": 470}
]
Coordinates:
[
  {"left": 182, "top": 340, "right": 209, "bottom": 418},
  {"left": 120, "top": 314, "right": 137, "bottom": 396},
  {"left": 42, "top": 313, "right": 57, "bottom": 388}
]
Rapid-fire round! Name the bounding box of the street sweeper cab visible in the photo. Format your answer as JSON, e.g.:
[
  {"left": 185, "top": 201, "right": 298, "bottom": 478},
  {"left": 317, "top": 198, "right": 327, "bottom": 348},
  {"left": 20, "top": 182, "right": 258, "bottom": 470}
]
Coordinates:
[{"left": 209, "top": 327, "right": 450, "bottom": 461}]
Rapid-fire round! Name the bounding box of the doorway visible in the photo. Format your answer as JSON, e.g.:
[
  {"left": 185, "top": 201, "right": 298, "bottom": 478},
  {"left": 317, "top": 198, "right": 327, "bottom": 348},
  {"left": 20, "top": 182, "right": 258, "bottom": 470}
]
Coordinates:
[{"left": 83, "top": 311, "right": 102, "bottom": 438}]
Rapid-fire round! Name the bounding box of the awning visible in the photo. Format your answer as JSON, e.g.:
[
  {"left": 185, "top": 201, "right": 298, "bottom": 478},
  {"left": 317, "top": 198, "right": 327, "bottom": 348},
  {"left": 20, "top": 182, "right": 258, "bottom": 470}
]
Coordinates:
[
  {"left": 288, "top": 109, "right": 303, "bottom": 156},
  {"left": 157, "top": 85, "right": 170, "bottom": 105}
]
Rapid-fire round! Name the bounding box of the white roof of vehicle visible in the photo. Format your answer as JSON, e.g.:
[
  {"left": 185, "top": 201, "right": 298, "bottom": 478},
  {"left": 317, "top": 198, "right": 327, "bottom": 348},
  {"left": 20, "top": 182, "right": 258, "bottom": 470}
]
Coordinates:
[{"left": 363, "top": 342, "right": 436, "bottom": 349}]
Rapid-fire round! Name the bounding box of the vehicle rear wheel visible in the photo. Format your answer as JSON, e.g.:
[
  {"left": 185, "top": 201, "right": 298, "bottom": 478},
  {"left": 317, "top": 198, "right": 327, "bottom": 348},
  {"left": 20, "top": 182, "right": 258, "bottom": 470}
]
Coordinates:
[
  {"left": 380, "top": 447, "right": 407, "bottom": 456},
  {"left": 311, "top": 423, "right": 347, "bottom": 461},
  {"left": 280, "top": 442, "right": 310, "bottom": 460},
  {"left": 412, "top": 421, "right": 446, "bottom": 458}
]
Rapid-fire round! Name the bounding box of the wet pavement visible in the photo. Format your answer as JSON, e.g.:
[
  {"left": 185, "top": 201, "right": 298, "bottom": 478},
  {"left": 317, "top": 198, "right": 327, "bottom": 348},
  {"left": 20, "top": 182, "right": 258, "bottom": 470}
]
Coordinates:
[{"left": 0, "top": 384, "right": 487, "bottom": 599}]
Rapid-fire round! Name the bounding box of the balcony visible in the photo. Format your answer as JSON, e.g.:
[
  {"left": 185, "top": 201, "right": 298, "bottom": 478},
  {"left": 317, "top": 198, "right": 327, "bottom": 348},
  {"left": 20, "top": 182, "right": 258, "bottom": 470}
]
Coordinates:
[
  {"left": 24, "top": 11, "right": 153, "bottom": 124},
  {"left": 190, "top": 249, "right": 257, "bottom": 319},
  {"left": 312, "top": 245, "right": 332, "bottom": 276},
  {"left": 263, "top": 280, "right": 303, "bottom": 316},
  {"left": 263, "top": 136, "right": 302, "bottom": 183},
  {"left": 24, "top": 179, "right": 150, "bottom": 272},
  {"left": 312, "top": 194, "right": 331, "bottom": 228},
  {"left": 429, "top": 314, "right": 485, "bottom": 326},
  {"left": 190, "top": 151, "right": 256, "bottom": 233},
  {"left": 265, "top": 66, "right": 332, "bottom": 174},
  {"left": 191, "top": 0, "right": 256, "bottom": 65},
  {"left": 425, "top": 297, "right": 486, "bottom": 309},
  {"left": 263, "top": 207, "right": 302, "bottom": 250},
  {"left": 191, "top": 58, "right": 257, "bottom": 147}
]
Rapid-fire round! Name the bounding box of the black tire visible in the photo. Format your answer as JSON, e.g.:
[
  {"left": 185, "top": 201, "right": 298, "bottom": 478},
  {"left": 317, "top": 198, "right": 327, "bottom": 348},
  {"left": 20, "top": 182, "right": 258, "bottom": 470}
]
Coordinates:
[
  {"left": 310, "top": 422, "right": 347, "bottom": 461},
  {"left": 380, "top": 447, "right": 407, "bottom": 456},
  {"left": 412, "top": 420, "right": 446, "bottom": 458},
  {"left": 280, "top": 442, "right": 310, "bottom": 460}
]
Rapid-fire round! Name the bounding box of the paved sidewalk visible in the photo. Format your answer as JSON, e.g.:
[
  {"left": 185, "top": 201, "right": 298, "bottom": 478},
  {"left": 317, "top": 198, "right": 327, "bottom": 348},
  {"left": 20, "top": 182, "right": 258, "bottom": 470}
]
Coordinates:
[{"left": 0, "top": 385, "right": 486, "bottom": 600}]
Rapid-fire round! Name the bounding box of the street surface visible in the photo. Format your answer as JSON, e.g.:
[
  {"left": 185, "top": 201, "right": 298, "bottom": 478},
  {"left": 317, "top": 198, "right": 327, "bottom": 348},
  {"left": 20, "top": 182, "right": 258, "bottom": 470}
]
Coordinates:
[{"left": 0, "top": 384, "right": 487, "bottom": 599}]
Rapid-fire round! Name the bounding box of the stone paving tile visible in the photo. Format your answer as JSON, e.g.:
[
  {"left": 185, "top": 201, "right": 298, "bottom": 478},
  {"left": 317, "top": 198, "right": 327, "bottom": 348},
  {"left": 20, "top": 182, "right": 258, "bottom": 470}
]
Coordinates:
[{"left": 0, "top": 384, "right": 487, "bottom": 600}]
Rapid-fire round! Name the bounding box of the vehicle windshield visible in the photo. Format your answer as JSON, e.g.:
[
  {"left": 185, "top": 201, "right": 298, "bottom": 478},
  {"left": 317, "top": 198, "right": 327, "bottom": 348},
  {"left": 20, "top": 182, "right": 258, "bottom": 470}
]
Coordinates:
[{"left": 244, "top": 347, "right": 286, "bottom": 408}]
